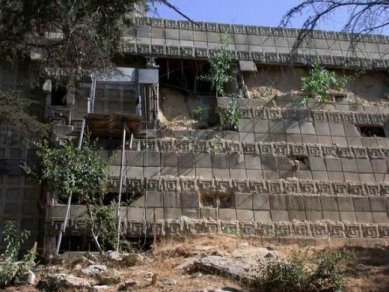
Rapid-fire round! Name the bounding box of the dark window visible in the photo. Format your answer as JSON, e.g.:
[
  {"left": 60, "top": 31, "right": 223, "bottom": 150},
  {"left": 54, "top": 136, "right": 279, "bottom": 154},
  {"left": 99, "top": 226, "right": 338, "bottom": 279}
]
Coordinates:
[
  {"left": 357, "top": 126, "right": 386, "bottom": 137},
  {"left": 51, "top": 84, "right": 67, "bottom": 105},
  {"left": 200, "top": 192, "right": 234, "bottom": 208}
]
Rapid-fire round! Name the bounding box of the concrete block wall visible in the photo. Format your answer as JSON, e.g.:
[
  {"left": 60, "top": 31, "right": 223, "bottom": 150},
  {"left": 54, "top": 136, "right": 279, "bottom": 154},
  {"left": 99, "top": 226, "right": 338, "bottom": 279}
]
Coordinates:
[{"left": 0, "top": 129, "right": 40, "bottom": 246}]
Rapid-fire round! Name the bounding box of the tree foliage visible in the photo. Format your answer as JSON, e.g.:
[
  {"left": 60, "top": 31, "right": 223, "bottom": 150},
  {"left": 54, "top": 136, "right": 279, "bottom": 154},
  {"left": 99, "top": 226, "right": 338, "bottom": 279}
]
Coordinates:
[
  {"left": 0, "top": 0, "right": 149, "bottom": 79},
  {"left": 281, "top": 0, "right": 389, "bottom": 52},
  {"left": 0, "top": 91, "right": 48, "bottom": 140},
  {"left": 25, "top": 138, "right": 108, "bottom": 201}
]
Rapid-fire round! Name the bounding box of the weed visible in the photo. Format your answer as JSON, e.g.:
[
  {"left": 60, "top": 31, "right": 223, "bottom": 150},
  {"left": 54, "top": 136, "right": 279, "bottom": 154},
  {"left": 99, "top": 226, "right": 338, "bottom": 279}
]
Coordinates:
[
  {"left": 301, "top": 64, "right": 348, "bottom": 105},
  {"left": 200, "top": 42, "right": 234, "bottom": 97},
  {"left": 192, "top": 105, "right": 206, "bottom": 121},
  {"left": 210, "top": 135, "right": 224, "bottom": 153},
  {"left": 0, "top": 221, "right": 37, "bottom": 287},
  {"left": 220, "top": 95, "right": 241, "bottom": 131}
]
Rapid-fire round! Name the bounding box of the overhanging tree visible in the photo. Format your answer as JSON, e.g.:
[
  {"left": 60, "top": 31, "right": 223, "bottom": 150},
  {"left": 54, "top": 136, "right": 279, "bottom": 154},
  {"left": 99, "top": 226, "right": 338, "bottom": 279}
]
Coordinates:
[{"left": 281, "top": 0, "right": 389, "bottom": 52}]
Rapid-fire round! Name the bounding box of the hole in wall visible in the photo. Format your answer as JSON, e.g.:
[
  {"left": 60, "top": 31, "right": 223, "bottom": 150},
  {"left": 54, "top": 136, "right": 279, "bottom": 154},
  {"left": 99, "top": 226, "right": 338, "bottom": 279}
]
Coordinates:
[
  {"left": 51, "top": 83, "right": 67, "bottom": 106},
  {"left": 357, "top": 126, "right": 386, "bottom": 137},
  {"left": 200, "top": 191, "right": 234, "bottom": 208}
]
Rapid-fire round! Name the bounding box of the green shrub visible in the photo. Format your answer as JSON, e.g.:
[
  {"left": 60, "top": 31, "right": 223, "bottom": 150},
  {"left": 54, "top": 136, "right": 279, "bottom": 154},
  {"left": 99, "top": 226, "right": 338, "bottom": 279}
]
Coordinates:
[
  {"left": 0, "top": 221, "right": 37, "bottom": 287},
  {"left": 192, "top": 105, "right": 206, "bottom": 121},
  {"left": 201, "top": 43, "right": 234, "bottom": 97},
  {"left": 257, "top": 255, "right": 308, "bottom": 292},
  {"left": 301, "top": 64, "right": 348, "bottom": 105},
  {"left": 255, "top": 250, "right": 352, "bottom": 292},
  {"left": 220, "top": 96, "right": 240, "bottom": 131}
]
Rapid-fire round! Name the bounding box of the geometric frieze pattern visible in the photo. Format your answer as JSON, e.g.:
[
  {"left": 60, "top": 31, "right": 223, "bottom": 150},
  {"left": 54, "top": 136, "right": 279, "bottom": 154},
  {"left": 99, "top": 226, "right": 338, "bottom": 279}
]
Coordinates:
[
  {"left": 220, "top": 106, "right": 388, "bottom": 125},
  {"left": 129, "top": 138, "right": 389, "bottom": 160},
  {"left": 121, "top": 177, "right": 389, "bottom": 197},
  {"left": 128, "top": 18, "right": 389, "bottom": 69},
  {"left": 51, "top": 218, "right": 389, "bottom": 239}
]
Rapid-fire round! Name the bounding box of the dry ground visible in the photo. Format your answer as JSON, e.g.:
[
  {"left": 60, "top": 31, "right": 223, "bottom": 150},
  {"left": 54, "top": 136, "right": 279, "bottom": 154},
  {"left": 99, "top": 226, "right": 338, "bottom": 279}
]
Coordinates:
[{"left": 4, "top": 234, "right": 389, "bottom": 291}]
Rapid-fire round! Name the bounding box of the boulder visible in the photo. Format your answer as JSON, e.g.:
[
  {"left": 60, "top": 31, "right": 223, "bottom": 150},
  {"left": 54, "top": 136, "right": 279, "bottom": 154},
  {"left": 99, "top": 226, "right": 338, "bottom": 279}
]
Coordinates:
[
  {"left": 97, "top": 269, "right": 122, "bottom": 285},
  {"left": 39, "top": 273, "right": 94, "bottom": 290},
  {"left": 194, "top": 255, "right": 259, "bottom": 283},
  {"left": 118, "top": 279, "right": 138, "bottom": 291},
  {"left": 81, "top": 265, "right": 108, "bottom": 277}
]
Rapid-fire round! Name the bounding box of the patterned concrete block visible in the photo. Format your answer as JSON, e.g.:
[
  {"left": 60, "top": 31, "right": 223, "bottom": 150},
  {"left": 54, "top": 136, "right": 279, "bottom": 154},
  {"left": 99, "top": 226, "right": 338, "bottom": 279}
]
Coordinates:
[
  {"left": 182, "top": 208, "right": 200, "bottom": 219},
  {"left": 230, "top": 169, "right": 247, "bottom": 180},
  {"left": 236, "top": 210, "right": 255, "bottom": 221},
  {"left": 329, "top": 123, "right": 345, "bottom": 137},
  {"left": 219, "top": 208, "right": 237, "bottom": 220},
  {"left": 320, "top": 197, "right": 338, "bottom": 211},
  {"left": 328, "top": 172, "right": 344, "bottom": 181},
  {"left": 195, "top": 168, "right": 213, "bottom": 178},
  {"left": 322, "top": 211, "right": 340, "bottom": 221},
  {"left": 287, "top": 196, "right": 304, "bottom": 210},
  {"left": 299, "top": 121, "right": 316, "bottom": 135},
  {"left": 353, "top": 197, "right": 371, "bottom": 212},
  {"left": 213, "top": 168, "right": 230, "bottom": 178},
  {"left": 253, "top": 194, "right": 270, "bottom": 210},
  {"left": 369, "top": 197, "right": 387, "bottom": 212},
  {"left": 181, "top": 191, "right": 199, "bottom": 208},
  {"left": 200, "top": 208, "right": 217, "bottom": 220},
  {"left": 325, "top": 157, "right": 342, "bottom": 172},
  {"left": 235, "top": 192, "right": 252, "bottom": 210},
  {"left": 253, "top": 120, "right": 269, "bottom": 134},
  {"left": 163, "top": 192, "right": 181, "bottom": 208},
  {"left": 143, "top": 151, "right": 160, "bottom": 167},
  {"left": 372, "top": 212, "right": 389, "bottom": 224},
  {"left": 145, "top": 191, "right": 163, "bottom": 208},
  {"left": 355, "top": 212, "right": 373, "bottom": 223},
  {"left": 269, "top": 120, "right": 285, "bottom": 134},
  {"left": 164, "top": 208, "right": 182, "bottom": 220},
  {"left": 356, "top": 159, "right": 373, "bottom": 173},
  {"left": 212, "top": 153, "right": 229, "bottom": 169},
  {"left": 371, "top": 160, "right": 388, "bottom": 173},
  {"left": 229, "top": 153, "right": 245, "bottom": 169},
  {"left": 359, "top": 174, "right": 376, "bottom": 183},
  {"left": 161, "top": 167, "right": 178, "bottom": 176},
  {"left": 312, "top": 171, "right": 329, "bottom": 181},
  {"left": 303, "top": 196, "right": 322, "bottom": 211},
  {"left": 337, "top": 197, "right": 355, "bottom": 211},
  {"left": 339, "top": 212, "right": 357, "bottom": 223},
  {"left": 270, "top": 195, "right": 288, "bottom": 210},
  {"left": 288, "top": 210, "right": 306, "bottom": 221},
  {"left": 314, "top": 122, "right": 330, "bottom": 135},
  {"left": 306, "top": 211, "right": 323, "bottom": 221},
  {"left": 261, "top": 156, "right": 278, "bottom": 170},
  {"left": 271, "top": 210, "right": 289, "bottom": 221},
  {"left": 308, "top": 157, "right": 326, "bottom": 171},
  {"left": 161, "top": 152, "right": 177, "bottom": 167},
  {"left": 254, "top": 211, "right": 272, "bottom": 223}
]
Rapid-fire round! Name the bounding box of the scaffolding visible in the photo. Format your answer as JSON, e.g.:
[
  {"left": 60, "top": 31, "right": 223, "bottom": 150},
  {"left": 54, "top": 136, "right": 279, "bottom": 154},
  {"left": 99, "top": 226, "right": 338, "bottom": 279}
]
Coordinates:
[{"left": 55, "top": 67, "right": 159, "bottom": 255}]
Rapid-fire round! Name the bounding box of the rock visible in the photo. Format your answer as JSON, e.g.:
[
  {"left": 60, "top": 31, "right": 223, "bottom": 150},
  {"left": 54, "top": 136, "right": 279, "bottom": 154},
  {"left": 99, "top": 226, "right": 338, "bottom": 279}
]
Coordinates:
[
  {"left": 39, "top": 273, "right": 94, "bottom": 289},
  {"left": 91, "top": 285, "right": 111, "bottom": 291},
  {"left": 106, "top": 250, "right": 122, "bottom": 261},
  {"left": 175, "top": 257, "right": 198, "bottom": 272},
  {"left": 14, "top": 270, "right": 36, "bottom": 286},
  {"left": 81, "top": 264, "right": 108, "bottom": 277},
  {"left": 122, "top": 253, "right": 143, "bottom": 266},
  {"left": 97, "top": 269, "right": 122, "bottom": 285},
  {"left": 194, "top": 255, "right": 258, "bottom": 283},
  {"left": 118, "top": 279, "right": 138, "bottom": 291},
  {"left": 190, "top": 272, "right": 203, "bottom": 278},
  {"left": 27, "top": 270, "right": 36, "bottom": 286},
  {"left": 159, "top": 278, "right": 177, "bottom": 286}
]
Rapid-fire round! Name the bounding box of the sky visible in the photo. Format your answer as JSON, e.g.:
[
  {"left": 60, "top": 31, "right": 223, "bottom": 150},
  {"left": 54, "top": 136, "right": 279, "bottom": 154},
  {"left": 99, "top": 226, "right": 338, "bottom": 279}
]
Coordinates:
[{"left": 148, "top": 0, "right": 389, "bottom": 35}]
